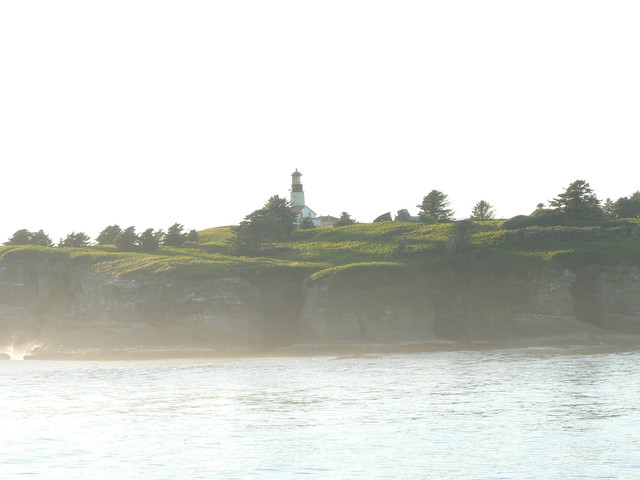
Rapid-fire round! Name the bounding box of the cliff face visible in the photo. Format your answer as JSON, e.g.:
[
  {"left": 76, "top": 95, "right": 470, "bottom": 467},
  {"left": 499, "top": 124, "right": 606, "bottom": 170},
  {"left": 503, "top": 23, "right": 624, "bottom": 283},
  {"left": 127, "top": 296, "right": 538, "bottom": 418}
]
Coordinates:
[
  {"left": 1, "top": 258, "right": 640, "bottom": 358},
  {"left": 0, "top": 260, "right": 268, "bottom": 357},
  {"left": 300, "top": 271, "right": 435, "bottom": 345},
  {"left": 299, "top": 264, "right": 640, "bottom": 346}
]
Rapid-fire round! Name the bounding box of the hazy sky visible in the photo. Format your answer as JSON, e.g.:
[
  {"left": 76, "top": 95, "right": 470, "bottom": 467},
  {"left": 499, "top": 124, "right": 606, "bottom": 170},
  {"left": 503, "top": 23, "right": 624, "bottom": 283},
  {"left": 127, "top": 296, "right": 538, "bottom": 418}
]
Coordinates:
[{"left": 1, "top": 1, "right": 639, "bottom": 244}]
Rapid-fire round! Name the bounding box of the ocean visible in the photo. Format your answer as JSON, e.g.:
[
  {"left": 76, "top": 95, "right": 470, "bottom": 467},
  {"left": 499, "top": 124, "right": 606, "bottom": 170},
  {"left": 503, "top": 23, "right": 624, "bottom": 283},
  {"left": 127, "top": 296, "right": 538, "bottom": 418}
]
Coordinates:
[{"left": 2, "top": 348, "right": 640, "bottom": 479}]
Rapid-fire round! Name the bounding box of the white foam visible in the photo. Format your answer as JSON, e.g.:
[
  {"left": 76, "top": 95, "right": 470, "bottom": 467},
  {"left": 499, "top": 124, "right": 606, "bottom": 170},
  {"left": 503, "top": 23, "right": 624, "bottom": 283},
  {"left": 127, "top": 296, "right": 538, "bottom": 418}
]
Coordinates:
[{"left": 8, "top": 345, "right": 27, "bottom": 360}]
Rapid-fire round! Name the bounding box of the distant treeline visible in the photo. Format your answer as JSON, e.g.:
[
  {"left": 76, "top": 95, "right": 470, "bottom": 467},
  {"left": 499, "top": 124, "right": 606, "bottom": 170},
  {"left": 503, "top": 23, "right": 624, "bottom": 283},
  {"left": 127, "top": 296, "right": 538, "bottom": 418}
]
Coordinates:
[
  {"left": 3, "top": 223, "right": 198, "bottom": 252},
  {"left": 4, "top": 180, "right": 639, "bottom": 254},
  {"left": 417, "top": 180, "right": 639, "bottom": 224}
]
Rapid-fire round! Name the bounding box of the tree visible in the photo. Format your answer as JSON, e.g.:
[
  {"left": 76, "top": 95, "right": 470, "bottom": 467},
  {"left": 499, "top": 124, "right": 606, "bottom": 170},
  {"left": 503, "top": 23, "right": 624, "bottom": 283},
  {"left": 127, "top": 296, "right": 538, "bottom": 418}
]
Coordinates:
[
  {"left": 163, "top": 223, "right": 187, "bottom": 247},
  {"left": 96, "top": 225, "right": 122, "bottom": 245},
  {"left": 613, "top": 191, "right": 640, "bottom": 219},
  {"left": 334, "top": 212, "right": 356, "bottom": 227},
  {"left": 30, "top": 230, "right": 53, "bottom": 247},
  {"left": 59, "top": 232, "right": 91, "bottom": 247},
  {"left": 602, "top": 198, "right": 616, "bottom": 217},
  {"left": 232, "top": 195, "right": 298, "bottom": 255},
  {"left": 4, "top": 229, "right": 53, "bottom": 246},
  {"left": 114, "top": 226, "right": 139, "bottom": 252},
  {"left": 4, "top": 229, "right": 32, "bottom": 245},
  {"left": 549, "top": 180, "right": 602, "bottom": 220},
  {"left": 470, "top": 200, "right": 495, "bottom": 221},
  {"left": 417, "top": 190, "right": 454, "bottom": 222},
  {"left": 299, "top": 217, "right": 316, "bottom": 229},
  {"left": 187, "top": 229, "right": 199, "bottom": 242},
  {"left": 139, "top": 228, "right": 163, "bottom": 252},
  {"left": 262, "top": 195, "right": 299, "bottom": 239}
]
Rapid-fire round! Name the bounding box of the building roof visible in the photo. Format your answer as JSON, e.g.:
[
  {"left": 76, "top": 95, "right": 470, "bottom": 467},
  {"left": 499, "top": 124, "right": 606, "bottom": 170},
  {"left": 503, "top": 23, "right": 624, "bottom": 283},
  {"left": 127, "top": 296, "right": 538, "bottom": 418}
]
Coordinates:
[
  {"left": 292, "top": 169, "right": 302, "bottom": 176},
  {"left": 290, "top": 205, "right": 317, "bottom": 215}
]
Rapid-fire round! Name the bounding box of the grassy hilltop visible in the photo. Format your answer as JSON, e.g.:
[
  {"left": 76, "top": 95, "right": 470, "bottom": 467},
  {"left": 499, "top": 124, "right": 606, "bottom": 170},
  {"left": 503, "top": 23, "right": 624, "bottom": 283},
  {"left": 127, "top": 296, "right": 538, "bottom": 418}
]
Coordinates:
[{"left": 2, "top": 219, "right": 640, "bottom": 281}]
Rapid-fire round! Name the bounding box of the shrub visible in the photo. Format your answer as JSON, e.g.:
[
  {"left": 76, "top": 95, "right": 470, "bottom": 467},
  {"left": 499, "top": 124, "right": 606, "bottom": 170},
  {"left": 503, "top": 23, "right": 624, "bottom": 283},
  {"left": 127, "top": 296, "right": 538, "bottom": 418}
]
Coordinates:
[
  {"left": 96, "top": 225, "right": 122, "bottom": 245},
  {"left": 115, "top": 226, "right": 139, "bottom": 252},
  {"left": 139, "top": 228, "right": 163, "bottom": 252},
  {"left": 299, "top": 217, "right": 316, "bottom": 229},
  {"left": 163, "top": 223, "right": 188, "bottom": 247},
  {"left": 4, "top": 229, "right": 53, "bottom": 247},
  {"left": 59, "top": 232, "right": 91, "bottom": 248},
  {"left": 334, "top": 212, "right": 356, "bottom": 227}
]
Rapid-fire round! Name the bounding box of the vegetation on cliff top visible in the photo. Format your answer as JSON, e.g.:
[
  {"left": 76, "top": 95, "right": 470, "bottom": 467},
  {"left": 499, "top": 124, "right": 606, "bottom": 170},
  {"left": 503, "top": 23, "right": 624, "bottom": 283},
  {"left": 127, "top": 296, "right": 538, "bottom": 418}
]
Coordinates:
[
  {"left": 2, "top": 180, "right": 639, "bottom": 280},
  {"left": 2, "top": 218, "right": 639, "bottom": 281}
]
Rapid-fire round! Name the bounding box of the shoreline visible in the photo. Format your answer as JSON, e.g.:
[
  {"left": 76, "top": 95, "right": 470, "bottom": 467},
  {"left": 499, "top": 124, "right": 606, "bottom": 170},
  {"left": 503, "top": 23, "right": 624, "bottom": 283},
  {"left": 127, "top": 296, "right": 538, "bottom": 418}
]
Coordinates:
[{"left": 6, "top": 334, "right": 640, "bottom": 361}]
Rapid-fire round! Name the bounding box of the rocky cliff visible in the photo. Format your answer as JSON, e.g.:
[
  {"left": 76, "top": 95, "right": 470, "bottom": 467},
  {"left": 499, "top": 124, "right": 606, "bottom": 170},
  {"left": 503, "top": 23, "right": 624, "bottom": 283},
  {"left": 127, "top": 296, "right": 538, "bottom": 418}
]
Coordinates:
[
  {"left": 298, "top": 263, "right": 640, "bottom": 348},
  {"left": 1, "top": 258, "right": 640, "bottom": 359}
]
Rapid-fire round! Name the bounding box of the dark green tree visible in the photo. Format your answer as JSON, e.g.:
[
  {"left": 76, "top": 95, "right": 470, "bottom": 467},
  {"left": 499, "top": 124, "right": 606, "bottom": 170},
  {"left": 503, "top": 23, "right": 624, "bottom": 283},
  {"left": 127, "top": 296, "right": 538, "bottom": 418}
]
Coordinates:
[
  {"left": 139, "top": 228, "right": 163, "bottom": 252},
  {"left": 163, "top": 223, "right": 187, "bottom": 247},
  {"left": 602, "top": 198, "right": 616, "bottom": 217},
  {"left": 418, "top": 190, "right": 454, "bottom": 222},
  {"left": 299, "top": 217, "right": 316, "bottom": 229},
  {"left": 4, "top": 229, "right": 32, "bottom": 245},
  {"left": 59, "top": 232, "right": 91, "bottom": 247},
  {"left": 114, "top": 226, "right": 139, "bottom": 252},
  {"left": 549, "top": 180, "right": 602, "bottom": 220},
  {"left": 232, "top": 195, "right": 298, "bottom": 255},
  {"left": 334, "top": 212, "right": 356, "bottom": 227},
  {"left": 30, "top": 230, "right": 53, "bottom": 247},
  {"left": 4, "top": 229, "right": 53, "bottom": 246},
  {"left": 613, "top": 191, "right": 640, "bottom": 219},
  {"left": 470, "top": 200, "right": 495, "bottom": 221},
  {"left": 96, "top": 225, "right": 122, "bottom": 245},
  {"left": 187, "top": 229, "right": 199, "bottom": 242}
]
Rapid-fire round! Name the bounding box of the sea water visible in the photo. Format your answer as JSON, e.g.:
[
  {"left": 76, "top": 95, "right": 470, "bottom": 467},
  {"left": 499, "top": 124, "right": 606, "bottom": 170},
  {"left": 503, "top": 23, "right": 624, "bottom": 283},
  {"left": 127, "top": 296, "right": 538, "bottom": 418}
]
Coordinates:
[{"left": 2, "top": 348, "right": 640, "bottom": 479}]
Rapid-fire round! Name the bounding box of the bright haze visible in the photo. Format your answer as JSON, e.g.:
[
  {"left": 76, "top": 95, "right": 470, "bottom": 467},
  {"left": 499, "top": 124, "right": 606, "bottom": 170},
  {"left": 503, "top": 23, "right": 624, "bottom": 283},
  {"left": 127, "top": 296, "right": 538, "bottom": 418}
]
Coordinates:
[{"left": 1, "top": 1, "right": 639, "bottom": 244}]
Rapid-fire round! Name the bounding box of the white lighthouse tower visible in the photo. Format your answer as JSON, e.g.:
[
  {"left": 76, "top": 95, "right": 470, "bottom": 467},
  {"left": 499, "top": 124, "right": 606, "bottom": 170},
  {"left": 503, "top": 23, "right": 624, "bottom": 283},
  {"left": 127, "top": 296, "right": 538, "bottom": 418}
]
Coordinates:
[
  {"left": 289, "top": 169, "right": 320, "bottom": 226},
  {"left": 290, "top": 169, "right": 305, "bottom": 207}
]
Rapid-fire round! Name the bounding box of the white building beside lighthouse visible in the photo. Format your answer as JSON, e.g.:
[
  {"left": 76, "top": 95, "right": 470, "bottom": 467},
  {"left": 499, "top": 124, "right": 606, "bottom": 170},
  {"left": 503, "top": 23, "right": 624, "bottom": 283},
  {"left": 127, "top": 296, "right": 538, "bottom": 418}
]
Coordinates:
[{"left": 289, "top": 169, "right": 322, "bottom": 226}]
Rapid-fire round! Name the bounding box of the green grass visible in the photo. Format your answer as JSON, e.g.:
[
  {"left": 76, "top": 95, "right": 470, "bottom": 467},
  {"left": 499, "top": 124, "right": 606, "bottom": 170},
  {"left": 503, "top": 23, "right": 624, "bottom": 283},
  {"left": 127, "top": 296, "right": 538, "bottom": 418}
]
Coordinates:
[
  {"left": 309, "top": 262, "right": 403, "bottom": 281},
  {"left": 2, "top": 220, "right": 639, "bottom": 281},
  {"left": 0, "top": 245, "right": 72, "bottom": 262}
]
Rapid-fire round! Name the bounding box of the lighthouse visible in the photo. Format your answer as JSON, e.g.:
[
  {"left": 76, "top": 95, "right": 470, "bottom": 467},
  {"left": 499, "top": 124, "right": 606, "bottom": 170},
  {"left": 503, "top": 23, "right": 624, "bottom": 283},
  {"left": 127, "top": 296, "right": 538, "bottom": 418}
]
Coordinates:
[
  {"left": 290, "top": 169, "right": 305, "bottom": 207},
  {"left": 289, "top": 169, "right": 321, "bottom": 226}
]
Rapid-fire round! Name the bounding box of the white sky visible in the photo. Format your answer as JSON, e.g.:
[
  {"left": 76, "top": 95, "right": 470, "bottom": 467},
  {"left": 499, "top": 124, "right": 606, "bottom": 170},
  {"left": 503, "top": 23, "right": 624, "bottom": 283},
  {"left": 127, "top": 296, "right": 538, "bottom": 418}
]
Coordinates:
[{"left": 1, "top": 1, "right": 639, "bottom": 244}]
